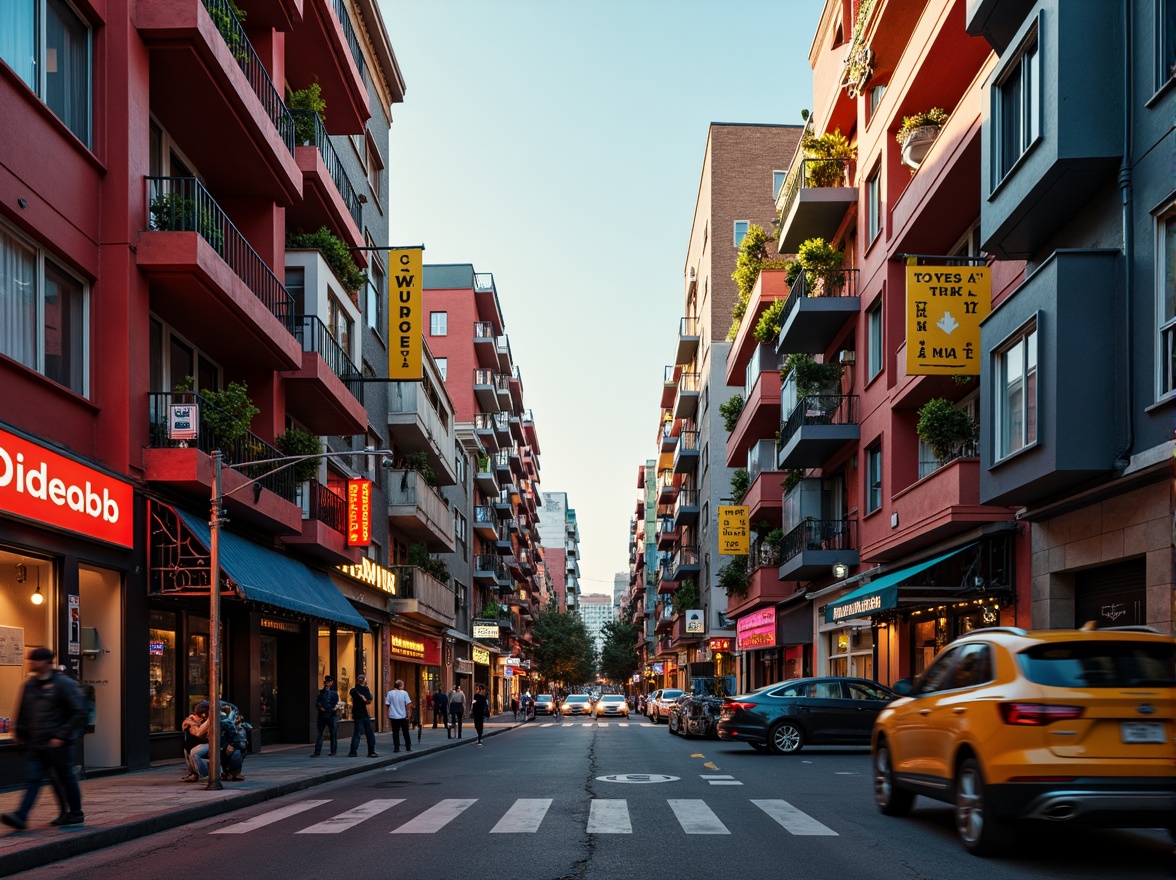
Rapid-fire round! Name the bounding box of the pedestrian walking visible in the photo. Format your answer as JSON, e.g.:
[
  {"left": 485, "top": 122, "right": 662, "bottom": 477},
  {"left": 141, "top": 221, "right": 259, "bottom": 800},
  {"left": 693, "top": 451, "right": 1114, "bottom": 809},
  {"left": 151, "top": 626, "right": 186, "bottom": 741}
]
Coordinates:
[
  {"left": 347, "top": 673, "right": 377, "bottom": 757},
  {"left": 448, "top": 684, "right": 466, "bottom": 739},
  {"left": 471, "top": 684, "right": 490, "bottom": 745},
  {"left": 510, "top": 695, "right": 519, "bottom": 720},
  {"left": 311, "top": 674, "right": 339, "bottom": 756},
  {"left": 384, "top": 679, "right": 413, "bottom": 752},
  {"left": 180, "top": 700, "right": 209, "bottom": 782},
  {"left": 1, "top": 648, "right": 87, "bottom": 829},
  {"left": 432, "top": 686, "right": 449, "bottom": 730}
]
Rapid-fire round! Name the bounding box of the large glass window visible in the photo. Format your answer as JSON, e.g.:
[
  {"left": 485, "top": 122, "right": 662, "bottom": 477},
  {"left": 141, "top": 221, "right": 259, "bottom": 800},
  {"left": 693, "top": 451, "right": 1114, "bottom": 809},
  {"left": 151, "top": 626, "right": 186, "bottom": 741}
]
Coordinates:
[
  {"left": 994, "top": 29, "right": 1040, "bottom": 182},
  {"left": 0, "top": 223, "right": 88, "bottom": 395},
  {"left": 866, "top": 299, "right": 882, "bottom": 379},
  {"left": 0, "top": 551, "right": 56, "bottom": 741},
  {"left": 0, "top": 0, "right": 91, "bottom": 145},
  {"left": 1158, "top": 214, "right": 1176, "bottom": 398},
  {"left": 149, "top": 610, "right": 177, "bottom": 733},
  {"left": 995, "top": 324, "right": 1037, "bottom": 459}
]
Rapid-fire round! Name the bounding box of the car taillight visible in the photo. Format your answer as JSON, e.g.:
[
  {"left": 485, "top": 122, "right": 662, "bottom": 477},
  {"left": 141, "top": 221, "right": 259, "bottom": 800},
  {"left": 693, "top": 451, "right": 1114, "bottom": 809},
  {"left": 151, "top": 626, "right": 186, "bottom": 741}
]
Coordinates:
[
  {"left": 999, "top": 702, "right": 1084, "bottom": 725},
  {"left": 723, "top": 702, "right": 757, "bottom": 713}
]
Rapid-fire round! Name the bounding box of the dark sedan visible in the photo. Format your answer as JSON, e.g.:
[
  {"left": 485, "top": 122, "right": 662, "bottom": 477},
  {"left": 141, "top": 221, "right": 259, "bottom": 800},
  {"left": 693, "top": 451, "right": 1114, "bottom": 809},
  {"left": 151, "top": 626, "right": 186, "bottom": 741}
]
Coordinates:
[
  {"left": 717, "top": 677, "right": 896, "bottom": 754},
  {"left": 668, "top": 694, "right": 723, "bottom": 739}
]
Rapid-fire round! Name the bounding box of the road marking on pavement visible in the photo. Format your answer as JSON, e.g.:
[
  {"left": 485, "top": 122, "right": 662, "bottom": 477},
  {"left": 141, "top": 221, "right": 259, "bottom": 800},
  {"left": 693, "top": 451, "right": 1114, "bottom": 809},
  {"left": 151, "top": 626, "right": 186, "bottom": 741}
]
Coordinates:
[
  {"left": 562, "top": 723, "right": 574, "bottom": 727},
  {"left": 391, "top": 799, "right": 477, "bottom": 834},
  {"left": 490, "top": 798, "right": 553, "bottom": 833},
  {"left": 618, "top": 723, "right": 629, "bottom": 727},
  {"left": 668, "top": 799, "right": 730, "bottom": 834},
  {"left": 690, "top": 753, "right": 705, "bottom": 758},
  {"left": 541, "top": 723, "right": 555, "bottom": 727},
  {"left": 700, "top": 775, "right": 742, "bottom": 786},
  {"left": 212, "top": 800, "right": 331, "bottom": 834},
  {"left": 703, "top": 762, "right": 719, "bottom": 771},
  {"left": 752, "top": 799, "right": 838, "bottom": 836},
  {"left": 598, "top": 722, "right": 608, "bottom": 727},
  {"left": 297, "top": 799, "right": 404, "bottom": 834},
  {"left": 587, "top": 799, "right": 631, "bottom": 833}
]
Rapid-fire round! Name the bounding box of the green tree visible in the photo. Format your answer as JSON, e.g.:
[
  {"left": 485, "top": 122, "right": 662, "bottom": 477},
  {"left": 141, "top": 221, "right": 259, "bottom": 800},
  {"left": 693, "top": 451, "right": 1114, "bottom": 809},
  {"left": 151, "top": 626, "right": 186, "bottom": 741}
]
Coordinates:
[
  {"left": 598, "top": 616, "right": 641, "bottom": 685},
  {"left": 529, "top": 609, "right": 595, "bottom": 687}
]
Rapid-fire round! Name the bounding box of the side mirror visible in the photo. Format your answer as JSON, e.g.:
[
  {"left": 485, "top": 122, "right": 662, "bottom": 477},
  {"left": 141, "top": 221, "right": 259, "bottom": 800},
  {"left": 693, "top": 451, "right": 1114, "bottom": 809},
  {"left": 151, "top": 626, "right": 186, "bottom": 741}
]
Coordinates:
[{"left": 892, "top": 679, "right": 914, "bottom": 696}]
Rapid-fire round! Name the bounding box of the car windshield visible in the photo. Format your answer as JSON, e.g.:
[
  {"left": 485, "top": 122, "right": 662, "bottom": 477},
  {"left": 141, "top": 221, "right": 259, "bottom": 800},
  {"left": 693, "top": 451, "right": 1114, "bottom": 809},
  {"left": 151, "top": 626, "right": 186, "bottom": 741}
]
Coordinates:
[
  {"left": 565, "top": 695, "right": 589, "bottom": 702},
  {"left": 601, "top": 695, "right": 624, "bottom": 703},
  {"left": 662, "top": 690, "right": 683, "bottom": 699},
  {"left": 537, "top": 695, "right": 552, "bottom": 701},
  {"left": 1018, "top": 640, "right": 1176, "bottom": 688}
]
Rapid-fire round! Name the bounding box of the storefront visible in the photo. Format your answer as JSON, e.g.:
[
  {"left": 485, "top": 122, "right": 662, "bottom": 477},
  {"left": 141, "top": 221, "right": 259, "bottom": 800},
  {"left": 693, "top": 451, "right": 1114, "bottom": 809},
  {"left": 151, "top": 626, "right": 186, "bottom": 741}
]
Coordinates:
[
  {"left": 385, "top": 624, "right": 441, "bottom": 717},
  {"left": 0, "top": 426, "right": 139, "bottom": 785}
]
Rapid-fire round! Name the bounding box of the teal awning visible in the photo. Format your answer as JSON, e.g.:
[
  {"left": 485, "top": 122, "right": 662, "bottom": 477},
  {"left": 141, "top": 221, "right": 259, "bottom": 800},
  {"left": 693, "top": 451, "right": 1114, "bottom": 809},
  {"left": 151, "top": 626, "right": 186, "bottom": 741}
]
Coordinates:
[
  {"left": 824, "top": 546, "right": 971, "bottom": 624},
  {"left": 176, "top": 510, "right": 368, "bottom": 631}
]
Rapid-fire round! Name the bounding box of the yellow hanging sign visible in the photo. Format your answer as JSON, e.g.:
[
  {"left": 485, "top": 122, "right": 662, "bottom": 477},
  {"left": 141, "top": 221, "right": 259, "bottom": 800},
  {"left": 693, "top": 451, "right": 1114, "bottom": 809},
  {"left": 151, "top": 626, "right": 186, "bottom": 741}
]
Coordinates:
[
  {"left": 718, "top": 505, "right": 750, "bottom": 555},
  {"left": 905, "top": 263, "right": 991, "bottom": 376},
  {"left": 389, "top": 247, "right": 423, "bottom": 381}
]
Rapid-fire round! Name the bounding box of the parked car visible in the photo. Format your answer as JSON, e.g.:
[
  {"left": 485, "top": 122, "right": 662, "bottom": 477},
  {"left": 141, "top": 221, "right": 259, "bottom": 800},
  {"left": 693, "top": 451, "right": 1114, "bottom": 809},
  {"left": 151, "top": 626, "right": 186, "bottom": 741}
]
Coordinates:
[
  {"left": 718, "top": 677, "right": 896, "bottom": 753},
  {"left": 648, "top": 689, "right": 684, "bottom": 724},
  {"left": 561, "top": 694, "right": 592, "bottom": 716},
  {"left": 593, "top": 694, "right": 629, "bottom": 718},
  {"left": 872, "top": 625, "right": 1176, "bottom": 856},
  {"left": 533, "top": 694, "right": 557, "bottom": 716},
  {"left": 669, "top": 694, "right": 722, "bottom": 738}
]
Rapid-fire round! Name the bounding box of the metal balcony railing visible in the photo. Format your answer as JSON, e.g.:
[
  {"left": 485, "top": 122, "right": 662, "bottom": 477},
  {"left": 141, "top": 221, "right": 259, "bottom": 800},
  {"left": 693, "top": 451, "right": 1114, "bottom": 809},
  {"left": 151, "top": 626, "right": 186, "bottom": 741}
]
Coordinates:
[
  {"left": 678, "top": 430, "right": 699, "bottom": 452},
  {"left": 657, "top": 469, "right": 676, "bottom": 491},
  {"left": 474, "top": 321, "right": 494, "bottom": 339},
  {"left": 674, "top": 489, "right": 699, "bottom": 513},
  {"left": 493, "top": 413, "right": 511, "bottom": 434},
  {"left": 777, "top": 157, "right": 853, "bottom": 225},
  {"left": 779, "top": 394, "right": 860, "bottom": 449},
  {"left": 147, "top": 177, "right": 295, "bottom": 334},
  {"left": 495, "top": 373, "right": 511, "bottom": 394},
  {"left": 493, "top": 450, "right": 511, "bottom": 471},
  {"left": 780, "top": 267, "right": 860, "bottom": 331},
  {"left": 678, "top": 371, "right": 700, "bottom": 394},
  {"left": 474, "top": 412, "right": 496, "bottom": 431},
  {"left": 918, "top": 440, "right": 980, "bottom": 480},
  {"left": 199, "top": 0, "right": 295, "bottom": 154},
  {"left": 330, "top": 0, "right": 367, "bottom": 83},
  {"left": 474, "top": 368, "right": 496, "bottom": 386},
  {"left": 148, "top": 391, "right": 298, "bottom": 501},
  {"left": 747, "top": 544, "right": 782, "bottom": 574},
  {"left": 779, "top": 518, "right": 857, "bottom": 563},
  {"left": 302, "top": 479, "right": 348, "bottom": 534},
  {"left": 293, "top": 314, "right": 362, "bottom": 400},
  {"left": 672, "top": 545, "right": 700, "bottom": 572},
  {"left": 474, "top": 273, "right": 495, "bottom": 292},
  {"left": 290, "top": 109, "right": 362, "bottom": 229},
  {"left": 679, "top": 316, "right": 698, "bottom": 337},
  {"left": 474, "top": 505, "right": 497, "bottom": 527},
  {"left": 474, "top": 554, "right": 507, "bottom": 580}
]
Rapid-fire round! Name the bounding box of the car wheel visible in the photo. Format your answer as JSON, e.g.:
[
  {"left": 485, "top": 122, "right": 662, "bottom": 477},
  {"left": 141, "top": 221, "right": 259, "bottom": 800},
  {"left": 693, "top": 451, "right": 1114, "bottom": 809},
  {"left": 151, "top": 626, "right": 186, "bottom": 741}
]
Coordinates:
[
  {"left": 873, "top": 740, "right": 915, "bottom": 816},
  {"left": 768, "top": 720, "right": 805, "bottom": 755},
  {"left": 955, "top": 757, "right": 1015, "bottom": 856},
  {"left": 749, "top": 742, "right": 769, "bottom": 752}
]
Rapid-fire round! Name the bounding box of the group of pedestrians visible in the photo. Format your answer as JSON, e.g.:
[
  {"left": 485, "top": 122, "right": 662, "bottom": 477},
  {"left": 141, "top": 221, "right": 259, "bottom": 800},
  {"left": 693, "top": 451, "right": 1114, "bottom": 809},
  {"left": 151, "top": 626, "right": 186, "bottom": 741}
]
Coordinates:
[{"left": 430, "top": 684, "right": 490, "bottom": 744}]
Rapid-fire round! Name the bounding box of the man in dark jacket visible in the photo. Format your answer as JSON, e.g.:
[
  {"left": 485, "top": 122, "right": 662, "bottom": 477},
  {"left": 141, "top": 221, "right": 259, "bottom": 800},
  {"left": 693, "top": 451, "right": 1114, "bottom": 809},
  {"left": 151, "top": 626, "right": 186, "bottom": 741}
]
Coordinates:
[
  {"left": 432, "top": 686, "right": 449, "bottom": 729},
  {"left": 346, "top": 673, "right": 377, "bottom": 757},
  {"left": 1, "top": 648, "right": 86, "bottom": 829},
  {"left": 310, "top": 674, "right": 339, "bottom": 757}
]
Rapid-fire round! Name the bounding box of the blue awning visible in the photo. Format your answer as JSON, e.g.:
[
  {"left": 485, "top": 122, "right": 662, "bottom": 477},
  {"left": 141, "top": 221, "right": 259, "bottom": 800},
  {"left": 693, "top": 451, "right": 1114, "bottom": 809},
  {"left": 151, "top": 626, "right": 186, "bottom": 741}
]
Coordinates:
[
  {"left": 176, "top": 510, "right": 369, "bottom": 631},
  {"left": 824, "top": 546, "right": 972, "bottom": 624}
]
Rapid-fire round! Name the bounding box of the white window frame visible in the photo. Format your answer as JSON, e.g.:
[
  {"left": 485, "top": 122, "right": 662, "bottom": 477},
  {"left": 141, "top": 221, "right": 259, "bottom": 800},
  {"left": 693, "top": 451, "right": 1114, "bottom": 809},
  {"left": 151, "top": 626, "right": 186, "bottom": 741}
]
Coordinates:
[
  {"left": 866, "top": 444, "right": 882, "bottom": 513},
  {"left": 430, "top": 311, "right": 447, "bottom": 337},
  {"left": 993, "top": 25, "right": 1041, "bottom": 185},
  {"left": 993, "top": 321, "right": 1038, "bottom": 460},
  {"left": 1156, "top": 208, "right": 1176, "bottom": 399},
  {"left": 866, "top": 299, "right": 883, "bottom": 380},
  {"left": 435, "top": 357, "right": 448, "bottom": 381},
  {"left": 733, "top": 220, "right": 749, "bottom": 248}
]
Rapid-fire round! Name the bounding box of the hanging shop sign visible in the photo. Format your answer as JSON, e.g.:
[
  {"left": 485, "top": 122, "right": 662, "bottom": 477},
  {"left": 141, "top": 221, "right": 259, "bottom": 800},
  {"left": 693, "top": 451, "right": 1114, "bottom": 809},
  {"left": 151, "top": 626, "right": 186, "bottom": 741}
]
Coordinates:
[
  {"left": 387, "top": 628, "right": 439, "bottom": 665},
  {"left": 388, "top": 247, "right": 423, "bottom": 381},
  {"left": 708, "top": 638, "right": 732, "bottom": 652},
  {"left": 718, "top": 506, "right": 750, "bottom": 555},
  {"left": 685, "top": 609, "right": 704, "bottom": 634},
  {"left": 337, "top": 557, "right": 396, "bottom": 594},
  {"left": 472, "top": 647, "right": 491, "bottom": 666},
  {"left": 168, "top": 403, "right": 198, "bottom": 441},
  {"left": 455, "top": 658, "right": 474, "bottom": 675},
  {"left": 346, "top": 479, "right": 372, "bottom": 546},
  {"left": 736, "top": 608, "right": 777, "bottom": 651},
  {"left": 472, "top": 619, "right": 500, "bottom": 640},
  {"left": 0, "top": 428, "right": 134, "bottom": 548},
  {"left": 904, "top": 263, "right": 991, "bottom": 376}
]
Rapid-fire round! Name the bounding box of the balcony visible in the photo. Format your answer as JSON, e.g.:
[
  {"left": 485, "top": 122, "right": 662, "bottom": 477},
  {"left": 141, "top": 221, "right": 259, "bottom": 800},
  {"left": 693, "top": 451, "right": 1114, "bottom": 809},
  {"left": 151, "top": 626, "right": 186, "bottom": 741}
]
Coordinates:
[
  {"left": 660, "top": 417, "right": 679, "bottom": 453},
  {"left": 473, "top": 554, "right": 506, "bottom": 585},
  {"left": 673, "top": 488, "right": 700, "bottom": 528},
  {"left": 655, "top": 605, "right": 675, "bottom": 633},
  {"left": 776, "top": 158, "right": 856, "bottom": 253},
  {"left": 284, "top": 314, "right": 365, "bottom": 435},
  {"left": 145, "top": 392, "right": 301, "bottom": 535},
  {"left": 669, "top": 545, "right": 701, "bottom": 581},
  {"left": 656, "top": 469, "right": 679, "bottom": 504},
  {"left": 673, "top": 371, "right": 700, "bottom": 419},
  {"left": 777, "top": 391, "right": 860, "bottom": 469},
  {"left": 727, "top": 357, "right": 782, "bottom": 467},
  {"left": 673, "top": 430, "right": 699, "bottom": 474},
  {"left": 776, "top": 269, "right": 860, "bottom": 356},
  {"left": 492, "top": 412, "right": 512, "bottom": 445},
  {"left": 778, "top": 519, "right": 858, "bottom": 581},
  {"left": 473, "top": 413, "right": 500, "bottom": 452},
  {"left": 473, "top": 370, "right": 501, "bottom": 412},
  {"left": 656, "top": 517, "right": 679, "bottom": 551},
  {"left": 140, "top": 177, "right": 301, "bottom": 371},
  {"left": 288, "top": 109, "right": 363, "bottom": 249},
  {"left": 498, "top": 371, "right": 515, "bottom": 410},
  {"left": 284, "top": 0, "right": 370, "bottom": 135},
  {"left": 474, "top": 456, "right": 499, "bottom": 497},
  {"left": 138, "top": 0, "right": 300, "bottom": 203},
  {"left": 521, "top": 410, "right": 540, "bottom": 452},
  {"left": 388, "top": 565, "right": 456, "bottom": 630},
  {"left": 661, "top": 365, "right": 679, "bottom": 408},
  {"left": 966, "top": 0, "right": 1037, "bottom": 53},
  {"left": 493, "top": 488, "right": 513, "bottom": 513},
  {"left": 388, "top": 380, "right": 457, "bottom": 486},
  {"left": 283, "top": 480, "right": 359, "bottom": 565},
  {"left": 473, "top": 322, "right": 498, "bottom": 368},
  {"left": 473, "top": 505, "right": 498, "bottom": 539},
  {"left": 509, "top": 366, "right": 525, "bottom": 411},
  {"left": 496, "top": 335, "right": 513, "bottom": 372},
  {"left": 727, "top": 268, "right": 791, "bottom": 386},
  {"left": 744, "top": 440, "right": 784, "bottom": 520},
  {"left": 386, "top": 469, "right": 455, "bottom": 552},
  {"left": 238, "top": 0, "right": 302, "bottom": 31},
  {"left": 726, "top": 548, "right": 796, "bottom": 618},
  {"left": 676, "top": 316, "right": 700, "bottom": 366}
]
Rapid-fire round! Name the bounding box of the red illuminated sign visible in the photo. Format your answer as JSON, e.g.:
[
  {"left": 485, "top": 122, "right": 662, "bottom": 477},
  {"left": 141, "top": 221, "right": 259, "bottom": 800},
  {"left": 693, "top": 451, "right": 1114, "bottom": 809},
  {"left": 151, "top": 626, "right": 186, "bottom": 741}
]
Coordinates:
[
  {"left": 0, "top": 428, "right": 133, "bottom": 548},
  {"left": 708, "top": 638, "right": 732, "bottom": 652},
  {"left": 347, "top": 479, "right": 371, "bottom": 546}
]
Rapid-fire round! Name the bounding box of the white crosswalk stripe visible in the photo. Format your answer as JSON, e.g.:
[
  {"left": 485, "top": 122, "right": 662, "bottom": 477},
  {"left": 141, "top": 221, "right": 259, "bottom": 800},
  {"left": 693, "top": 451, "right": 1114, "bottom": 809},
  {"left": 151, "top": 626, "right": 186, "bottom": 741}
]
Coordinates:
[
  {"left": 541, "top": 723, "right": 555, "bottom": 727},
  {"left": 701, "top": 775, "right": 743, "bottom": 786},
  {"left": 752, "top": 799, "right": 838, "bottom": 836},
  {"left": 668, "top": 799, "right": 730, "bottom": 834},
  {"left": 297, "top": 799, "right": 404, "bottom": 834},
  {"left": 490, "top": 798, "right": 553, "bottom": 833},
  {"left": 391, "top": 798, "right": 478, "bottom": 834},
  {"left": 212, "top": 799, "right": 332, "bottom": 834},
  {"left": 587, "top": 799, "right": 631, "bottom": 834}
]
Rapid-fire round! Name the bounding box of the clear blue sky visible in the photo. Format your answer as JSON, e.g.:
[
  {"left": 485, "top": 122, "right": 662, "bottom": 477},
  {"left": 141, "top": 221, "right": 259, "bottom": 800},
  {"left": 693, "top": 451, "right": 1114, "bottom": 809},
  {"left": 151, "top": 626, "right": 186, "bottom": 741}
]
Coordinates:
[{"left": 382, "top": 0, "right": 824, "bottom": 595}]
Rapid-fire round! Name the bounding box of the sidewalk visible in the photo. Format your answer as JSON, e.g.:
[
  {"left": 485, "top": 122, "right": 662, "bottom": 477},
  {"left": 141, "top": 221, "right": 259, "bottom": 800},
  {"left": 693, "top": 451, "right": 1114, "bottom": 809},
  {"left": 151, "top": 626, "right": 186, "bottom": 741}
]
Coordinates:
[{"left": 0, "top": 714, "right": 524, "bottom": 877}]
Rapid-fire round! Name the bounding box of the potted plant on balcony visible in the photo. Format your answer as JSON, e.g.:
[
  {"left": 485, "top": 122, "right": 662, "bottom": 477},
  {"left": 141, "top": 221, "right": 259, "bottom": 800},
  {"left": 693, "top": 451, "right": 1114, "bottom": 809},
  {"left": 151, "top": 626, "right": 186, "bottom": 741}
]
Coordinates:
[
  {"left": 729, "top": 468, "right": 750, "bottom": 505},
  {"left": 916, "top": 397, "right": 978, "bottom": 465},
  {"left": 479, "top": 599, "right": 503, "bottom": 619},
  {"left": 896, "top": 107, "right": 948, "bottom": 170},
  {"left": 753, "top": 298, "right": 786, "bottom": 344},
  {"left": 149, "top": 189, "right": 225, "bottom": 255},
  {"left": 404, "top": 451, "right": 438, "bottom": 487},
  {"left": 728, "top": 223, "right": 789, "bottom": 340},
  {"left": 287, "top": 226, "right": 366, "bottom": 304},
  {"left": 275, "top": 427, "right": 323, "bottom": 483},
  {"left": 800, "top": 129, "right": 856, "bottom": 187},
  {"left": 719, "top": 394, "right": 744, "bottom": 433},
  {"left": 781, "top": 468, "right": 807, "bottom": 495},
  {"left": 796, "top": 238, "right": 846, "bottom": 295},
  {"left": 200, "top": 381, "right": 260, "bottom": 445},
  {"left": 672, "top": 579, "right": 699, "bottom": 616},
  {"left": 782, "top": 353, "right": 843, "bottom": 396},
  {"left": 408, "top": 542, "right": 451, "bottom": 584},
  {"left": 288, "top": 82, "right": 326, "bottom": 146},
  {"left": 717, "top": 555, "right": 748, "bottom": 600}
]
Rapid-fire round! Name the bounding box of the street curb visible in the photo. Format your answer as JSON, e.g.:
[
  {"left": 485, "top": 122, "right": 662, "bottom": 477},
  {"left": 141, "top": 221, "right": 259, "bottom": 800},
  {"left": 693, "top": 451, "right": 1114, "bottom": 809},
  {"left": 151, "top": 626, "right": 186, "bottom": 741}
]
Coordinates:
[{"left": 0, "top": 725, "right": 514, "bottom": 878}]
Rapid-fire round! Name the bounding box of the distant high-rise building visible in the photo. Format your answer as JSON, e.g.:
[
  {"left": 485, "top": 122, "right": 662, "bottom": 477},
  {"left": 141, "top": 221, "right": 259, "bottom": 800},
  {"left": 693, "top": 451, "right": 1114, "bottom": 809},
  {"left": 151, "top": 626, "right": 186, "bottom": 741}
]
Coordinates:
[
  {"left": 578, "top": 593, "right": 614, "bottom": 660},
  {"left": 538, "top": 492, "right": 581, "bottom": 611},
  {"left": 613, "top": 572, "right": 628, "bottom": 618}
]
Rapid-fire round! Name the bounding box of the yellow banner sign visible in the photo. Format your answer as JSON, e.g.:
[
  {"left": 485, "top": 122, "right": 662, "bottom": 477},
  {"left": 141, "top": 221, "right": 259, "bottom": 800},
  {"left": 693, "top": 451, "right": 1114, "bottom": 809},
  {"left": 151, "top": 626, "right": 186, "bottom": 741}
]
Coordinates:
[
  {"left": 472, "top": 647, "right": 490, "bottom": 666},
  {"left": 905, "top": 264, "right": 991, "bottom": 376},
  {"left": 718, "top": 505, "right": 750, "bottom": 555},
  {"left": 389, "top": 247, "right": 423, "bottom": 380}
]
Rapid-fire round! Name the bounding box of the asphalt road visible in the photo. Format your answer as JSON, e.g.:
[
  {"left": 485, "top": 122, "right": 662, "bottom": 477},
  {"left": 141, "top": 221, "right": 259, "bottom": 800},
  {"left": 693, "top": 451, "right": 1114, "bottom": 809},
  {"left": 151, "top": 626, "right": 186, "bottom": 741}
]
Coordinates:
[{"left": 12, "top": 719, "right": 1172, "bottom": 880}]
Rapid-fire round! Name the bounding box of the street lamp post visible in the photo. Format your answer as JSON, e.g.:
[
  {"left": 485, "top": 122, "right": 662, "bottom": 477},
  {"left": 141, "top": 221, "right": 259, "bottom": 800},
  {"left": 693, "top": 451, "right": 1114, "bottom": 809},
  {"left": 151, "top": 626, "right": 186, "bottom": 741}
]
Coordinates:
[{"left": 203, "top": 447, "right": 393, "bottom": 791}]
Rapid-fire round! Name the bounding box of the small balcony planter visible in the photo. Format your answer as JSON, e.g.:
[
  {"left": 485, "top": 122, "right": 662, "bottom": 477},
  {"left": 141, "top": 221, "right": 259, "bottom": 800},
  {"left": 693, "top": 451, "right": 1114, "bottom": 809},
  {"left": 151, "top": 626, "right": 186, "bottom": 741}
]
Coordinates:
[{"left": 896, "top": 108, "right": 948, "bottom": 171}]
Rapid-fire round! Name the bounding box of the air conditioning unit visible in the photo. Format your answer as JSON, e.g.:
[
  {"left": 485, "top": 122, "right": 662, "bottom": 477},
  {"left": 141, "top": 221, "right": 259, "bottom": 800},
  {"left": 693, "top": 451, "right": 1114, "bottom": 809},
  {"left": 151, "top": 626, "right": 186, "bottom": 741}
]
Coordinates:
[
  {"left": 688, "top": 266, "right": 697, "bottom": 282},
  {"left": 838, "top": 350, "right": 856, "bottom": 365}
]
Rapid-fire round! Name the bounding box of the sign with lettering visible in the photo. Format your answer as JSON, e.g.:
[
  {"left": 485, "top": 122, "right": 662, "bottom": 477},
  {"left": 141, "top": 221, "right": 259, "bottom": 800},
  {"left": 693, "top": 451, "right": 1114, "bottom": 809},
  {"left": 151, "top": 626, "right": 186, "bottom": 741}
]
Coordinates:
[
  {"left": 388, "top": 247, "right": 423, "bottom": 380},
  {"left": 718, "top": 506, "right": 749, "bottom": 555},
  {"left": 905, "top": 264, "right": 991, "bottom": 375},
  {"left": 685, "top": 609, "right": 704, "bottom": 634},
  {"left": 337, "top": 557, "right": 396, "bottom": 594},
  {"left": 0, "top": 428, "right": 134, "bottom": 548},
  {"left": 708, "top": 638, "right": 731, "bottom": 652},
  {"left": 472, "top": 647, "right": 490, "bottom": 666},
  {"left": 168, "top": 403, "right": 198, "bottom": 441},
  {"left": 472, "top": 620, "right": 500, "bottom": 640},
  {"left": 388, "top": 629, "right": 426, "bottom": 660},
  {"left": 736, "top": 608, "right": 777, "bottom": 651},
  {"left": 346, "top": 479, "right": 372, "bottom": 546}
]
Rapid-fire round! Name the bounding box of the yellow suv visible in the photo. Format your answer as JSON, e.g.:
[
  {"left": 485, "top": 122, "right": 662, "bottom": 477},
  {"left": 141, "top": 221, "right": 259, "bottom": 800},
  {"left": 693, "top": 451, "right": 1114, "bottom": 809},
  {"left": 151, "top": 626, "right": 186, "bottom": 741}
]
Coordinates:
[{"left": 871, "top": 626, "right": 1175, "bottom": 856}]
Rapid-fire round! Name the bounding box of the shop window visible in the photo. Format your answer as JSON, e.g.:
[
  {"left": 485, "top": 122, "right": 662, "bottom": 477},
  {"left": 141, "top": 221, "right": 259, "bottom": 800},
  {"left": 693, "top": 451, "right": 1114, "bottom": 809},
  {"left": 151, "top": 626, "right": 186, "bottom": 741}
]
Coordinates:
[
  {"left": 0, "top": 551, "right": 56, "bottom": 741},
  {"left": 149, "top": 609, "right": 177, "bottom": 732},
  {"left": 259, "top": 635, "right": 277, "bottom": 725},
  {"left": 187, "top": 618, "right": 209, "bottom": 706}
]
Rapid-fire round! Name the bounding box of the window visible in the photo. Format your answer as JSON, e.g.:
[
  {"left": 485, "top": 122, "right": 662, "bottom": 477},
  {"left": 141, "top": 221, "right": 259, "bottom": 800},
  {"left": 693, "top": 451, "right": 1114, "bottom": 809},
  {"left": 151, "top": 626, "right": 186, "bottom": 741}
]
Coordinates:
[
  {"left": 866, "top": 300, "right": 883, "bottom": 380},
  {"left": 327, "top": 295, "right": 353, "bottom": 359},
  {"left": 429, "top": 311, "right": 447, "bottom": 336},
  {"left": 915, "top": 645, "right": 964, "bottom": 694},
  {"left": 995, "top": 323, "right": 1037, "bottom": 459},
  {"left": 918, "top": 396, "right": 979, "bottom": 478},
  {"left": 994, "top": 28, "right": 1040, "bottom": 182},
  {"left": 866, "top": 167, "right": 881, "bottom": 244},
  {"left": 733, "top": 220, "right": 749, "bottom": 248},
  {"left": 1158, "top": 214, "right": 1176, "bottom": 397},
  {"left": 365, "top": 136, "right": 384, "bottom": 204},
  {"left": 455, "top": 452, "right": 466, "bottom": 487},
  {"left": 455, "top": 512, "right": 468, "bottom": 557},
  {"left": 367, "top": 244, "right": 385, "bottom": 332},
  {"left": 772, "top": 170, "right": 787, "bottom": 200},
  {"left": 866, "top": 444, "right": 882, "bottom": 513},
  {"left": 868, "top": 84, "right": 886, "bottom": 119},
  {"left": 0, "top": 223, "right": 87, "bottom": 394},
  {"left": 0, "top": 0, "right": 91, "bottom": 145},
  {"left": 1157, "top": 0, "right": 1175, "bottom": 92},
  {"left": 947, "top": 644, "right": 993, "bottom": 689},
  {"left": 435, "top": 357, "right": 447, "bottom": 381}
]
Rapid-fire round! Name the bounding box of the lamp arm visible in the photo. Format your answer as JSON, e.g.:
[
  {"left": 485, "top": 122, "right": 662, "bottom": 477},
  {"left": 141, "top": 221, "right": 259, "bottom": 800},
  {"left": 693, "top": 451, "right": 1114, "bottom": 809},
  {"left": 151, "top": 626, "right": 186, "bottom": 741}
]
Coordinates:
[{"left": 217, "top": 449, "right": 393, "bottom": 500}]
